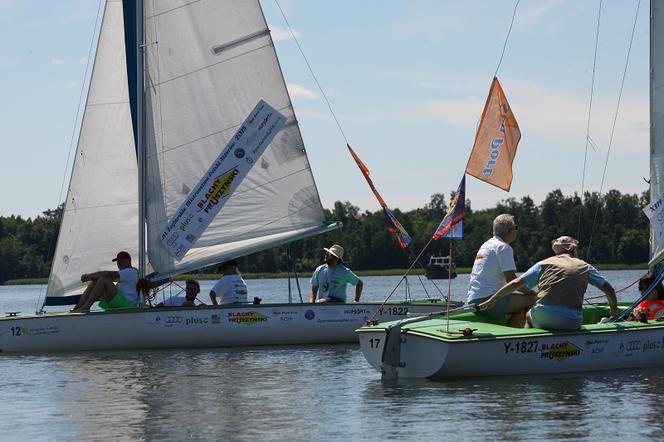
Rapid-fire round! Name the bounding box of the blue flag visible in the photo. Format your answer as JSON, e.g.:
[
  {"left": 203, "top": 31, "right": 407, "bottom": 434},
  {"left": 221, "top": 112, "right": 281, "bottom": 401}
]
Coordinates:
[{"left": 433, "top": 175, "right": 465, "bottom": 240}]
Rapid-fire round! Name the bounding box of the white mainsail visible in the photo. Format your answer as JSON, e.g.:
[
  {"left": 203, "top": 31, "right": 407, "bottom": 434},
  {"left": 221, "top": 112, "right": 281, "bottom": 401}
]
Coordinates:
[
  {"left": 651, "top": 0, "right": 664, "bottom": 266},
  {"left": 46, "top": 0, "right": 333, "bottom": 301},
  {"left": 142, "top": 0, "right": 330, "bottom": 279},
  {"left": 47, "top": 1, "right": 138, "bottom": 300}
]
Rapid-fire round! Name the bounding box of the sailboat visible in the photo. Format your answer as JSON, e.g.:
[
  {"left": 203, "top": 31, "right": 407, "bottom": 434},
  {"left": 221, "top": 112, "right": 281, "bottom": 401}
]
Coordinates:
[
  {"left": 0, "top": 0, "right": 451, "bottom": 353},
  {"left": 356, "top": 1, "right": 664, "bottom": 380}
]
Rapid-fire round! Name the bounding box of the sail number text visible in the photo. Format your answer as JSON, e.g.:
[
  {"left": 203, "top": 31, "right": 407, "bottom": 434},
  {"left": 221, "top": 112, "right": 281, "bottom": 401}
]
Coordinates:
[{"left": 504, "top": 340, "right": 539, "bottom": 354}]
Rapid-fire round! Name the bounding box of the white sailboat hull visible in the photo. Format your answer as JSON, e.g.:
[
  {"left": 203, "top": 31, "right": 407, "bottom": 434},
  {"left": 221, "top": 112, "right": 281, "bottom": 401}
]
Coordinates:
[
  {"left": 0, "top": 301, "right": 447, "bottom": 353},
  {"left": 358, "top": 323, "right": 664, "bottom": 379}
]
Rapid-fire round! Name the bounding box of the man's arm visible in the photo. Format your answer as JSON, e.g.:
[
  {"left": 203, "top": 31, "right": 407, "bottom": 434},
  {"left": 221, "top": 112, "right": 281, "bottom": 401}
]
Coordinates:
[
  {"left": 600, "top": 281, "right": 619, "bottom": 317},
  {"left": 478, "top": 278, "right": 526, "bottom": 311},
  {"left": 209, "top": 291, "right": 219, "bottom": 306},
  {"left": 354, "top": 280, "right": 363, "bottom": 302},
  {"left": 81, "top": 270, "right": 119, "bottom": 282},
  {"left": 309, "top": 286, "right": 318, "bottom": 303}
]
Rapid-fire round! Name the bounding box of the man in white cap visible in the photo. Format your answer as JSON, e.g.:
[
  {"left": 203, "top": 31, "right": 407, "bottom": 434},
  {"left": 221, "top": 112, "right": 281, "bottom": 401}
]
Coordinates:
[
  {"left": 309, "top": 244, "right": 363, "bottom": 303},
  {"left": 478, "top": 236, "right": 618, "bottom": 330}
]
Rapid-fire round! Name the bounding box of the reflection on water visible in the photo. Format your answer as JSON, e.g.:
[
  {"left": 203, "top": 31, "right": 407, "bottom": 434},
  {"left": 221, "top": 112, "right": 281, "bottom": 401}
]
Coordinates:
[{"left": 0, "top": 271, "right": 661, "bottom": 440}]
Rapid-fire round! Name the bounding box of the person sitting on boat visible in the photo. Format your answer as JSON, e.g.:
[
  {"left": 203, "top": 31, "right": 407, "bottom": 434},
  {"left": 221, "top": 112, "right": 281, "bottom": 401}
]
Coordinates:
[
  {"left": 629, "top": 272, "right": 664, "bottom": 320},
  {"left": 157, "top": 279, "right": 201, "bottom": 307},
  {"left": 466, "top": 214, "right": 536, "bottom": 327},
  {"left": 478, "top": 236, "right": 619, "bottom": 330},
  {"left": 309, "top": 244, "right": 363, "bottom": 303},
  {"left": 210, "top": 260, "right": 248, "bottom": 305},
  {"left": 72, "top": 251, "right": 139, "bottom": 312}
]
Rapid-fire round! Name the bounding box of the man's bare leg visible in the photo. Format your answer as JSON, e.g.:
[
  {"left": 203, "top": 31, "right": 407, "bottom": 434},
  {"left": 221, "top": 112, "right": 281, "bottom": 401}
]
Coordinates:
[
  {"left": 504, "top": 294, "right": 537, "bottom": 328},
  {"left": 72, "top": 281, "right": 97, "bottom": 311},
  {"left": 78, "top": 277, "right": 116, "bottom": 311}
]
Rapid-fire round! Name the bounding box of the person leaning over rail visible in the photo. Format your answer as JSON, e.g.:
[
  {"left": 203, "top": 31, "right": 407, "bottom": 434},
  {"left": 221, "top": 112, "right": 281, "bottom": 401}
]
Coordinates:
[
  {"left": 157, "top": 279, "right": 201, "bottom": 307},
  {"left": 309, "top": 244, "right": 363, "bottom": 303},
  {"left": 478, "top": 236, "right": 618, "bottom": 330},
  {"left": 465, "top": 214, "right": 536, "bottom": 327},
  {"left": 72, "top": 251, "right": 139, "bottom": 312},
  {"left": 210, "top": 260, "right": 248, "bottom": 305}
]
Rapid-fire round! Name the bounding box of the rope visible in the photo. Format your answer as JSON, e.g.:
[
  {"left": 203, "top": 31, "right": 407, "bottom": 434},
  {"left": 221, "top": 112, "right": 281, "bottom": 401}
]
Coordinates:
[
  {"left": 577, "top": 0, "right": 603, "bottom": 242},
  {"left": 586, "top": 0, "right": 641, "bottom": 259},
  {"left": 273, "top": 0, "right": 349, "bottom": 145},
  {"left": 445, "top": 227, "right": 455, "bottom": 334},
  {"left": 493, "top": 0, "right": 520, "bottom": 78},
  {"left": 368, "top": 236, "right": 436, "bottom": 322},
  {"left": 584, "top": 271, "right": 646, "bottom": 302}
]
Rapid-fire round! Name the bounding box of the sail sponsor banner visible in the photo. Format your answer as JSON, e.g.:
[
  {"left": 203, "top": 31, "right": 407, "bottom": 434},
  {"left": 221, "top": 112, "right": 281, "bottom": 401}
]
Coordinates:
[
  {"left": 347, "top": 144, "right": 412, "bottom": 249},
  {"left": 432, "top": 175, "right": 465, "bottom": 240},
  {"left": 643, "top": 192, "right": 664, "bottom": 264},
  {"left": 161, "top": 100, "right": 287, "bottom": 260},
  {"left": 144, "top": 312, "right": 224, "bottom": 330},
  {"left": 465, "top": 77, "right": 521, "bottom": 191}
]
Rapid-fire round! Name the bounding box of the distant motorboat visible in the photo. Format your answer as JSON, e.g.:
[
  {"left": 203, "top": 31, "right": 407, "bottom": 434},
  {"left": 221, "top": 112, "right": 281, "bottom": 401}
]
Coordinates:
[{"left": 425, "top": 256, "right": 457, "bottom": 279}]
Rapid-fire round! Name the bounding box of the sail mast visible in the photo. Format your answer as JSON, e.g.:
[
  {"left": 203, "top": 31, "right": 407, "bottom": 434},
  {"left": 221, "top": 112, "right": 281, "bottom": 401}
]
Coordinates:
[{"left": 136, "top": 0, "right": 146, "bottom": 281}]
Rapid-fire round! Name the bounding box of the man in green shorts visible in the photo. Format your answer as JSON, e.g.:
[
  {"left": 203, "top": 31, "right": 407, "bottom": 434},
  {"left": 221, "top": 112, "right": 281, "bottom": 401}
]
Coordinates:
[{"left": 72, "top": 251, "right": 140, "bottom": 312}]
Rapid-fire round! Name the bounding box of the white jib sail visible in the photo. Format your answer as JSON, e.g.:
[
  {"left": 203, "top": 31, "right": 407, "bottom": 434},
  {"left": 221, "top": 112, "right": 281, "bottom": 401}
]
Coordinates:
[
  {"left": 47, "top": 0, "right": 138, "bottom": 299},
  {"left": 143, "top": 0, "right": 330, "bottom": 278},
  {"left": 651, "top": 0, "right": 664, "bottom": 267}
]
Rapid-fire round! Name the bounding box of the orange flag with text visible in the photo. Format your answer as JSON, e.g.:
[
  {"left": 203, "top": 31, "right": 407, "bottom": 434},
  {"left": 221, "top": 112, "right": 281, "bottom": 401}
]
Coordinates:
[{"left": 465, "top": 77, "right": 521, "bottom": 191}]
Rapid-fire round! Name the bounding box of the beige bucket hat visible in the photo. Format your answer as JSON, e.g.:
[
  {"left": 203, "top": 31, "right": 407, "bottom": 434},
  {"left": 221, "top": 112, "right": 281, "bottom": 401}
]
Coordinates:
[
  {"left": 323, "top": 244, "right": 344, "bottom": 260},
  {"left": 551, "top": 236, "right": 579, "bottom": 254}
]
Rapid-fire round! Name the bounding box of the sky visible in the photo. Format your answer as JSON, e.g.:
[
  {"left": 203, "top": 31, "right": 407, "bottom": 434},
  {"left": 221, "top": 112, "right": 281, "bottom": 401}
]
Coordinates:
[{"left": 0, "top": 0, "right": 651, "bottom": 218}]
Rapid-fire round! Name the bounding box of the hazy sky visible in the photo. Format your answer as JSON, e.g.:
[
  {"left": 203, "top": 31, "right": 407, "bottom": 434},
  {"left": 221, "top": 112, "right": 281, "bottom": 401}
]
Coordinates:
[{"left": 0, "top": 0, "right": 649, "bottom": 218}]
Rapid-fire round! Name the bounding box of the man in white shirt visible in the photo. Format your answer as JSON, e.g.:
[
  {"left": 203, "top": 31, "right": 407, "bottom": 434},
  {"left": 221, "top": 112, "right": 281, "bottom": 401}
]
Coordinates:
[
  {"left": 466, "top": 214, "right": 535, "bottom": 327},
  {"left": 72, "top": 251, "right": 140, "bottom": 312},
  {"left": 210, "top": 260, "right": 248, "bottom": 305}
]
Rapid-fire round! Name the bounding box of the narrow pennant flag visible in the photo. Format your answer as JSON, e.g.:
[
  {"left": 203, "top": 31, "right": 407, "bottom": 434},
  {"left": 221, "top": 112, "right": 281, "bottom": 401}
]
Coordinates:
[
  {"left": 465, "top": 77, "right": 521, "bottom": 191},
  {"left": 432, "top": 175, "right": 465, "bottom": 240},
  {"left": 347, "top": 144, "right": 412, "bottom": 249},
  {"left": 383, "top": 207, "right": 413, "bottom": 249}
]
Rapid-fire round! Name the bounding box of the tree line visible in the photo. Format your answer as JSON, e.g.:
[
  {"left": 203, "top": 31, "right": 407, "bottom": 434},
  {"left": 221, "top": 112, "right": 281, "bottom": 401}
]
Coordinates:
[{"left": 0, "top": 189, "right": 650, "bottom": 284}]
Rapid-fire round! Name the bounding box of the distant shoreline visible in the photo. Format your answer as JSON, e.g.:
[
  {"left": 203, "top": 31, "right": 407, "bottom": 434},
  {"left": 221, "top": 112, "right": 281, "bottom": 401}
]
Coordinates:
[{"left": 1, "top": 263, "right": 648, "bottom": 286}]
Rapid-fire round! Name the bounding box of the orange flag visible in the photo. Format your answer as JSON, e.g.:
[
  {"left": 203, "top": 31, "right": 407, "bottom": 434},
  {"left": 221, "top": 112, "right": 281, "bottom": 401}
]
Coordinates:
[
  {"left": 465, "top": 77, "right": 521, "bottom": 191},
  {"left": 347, "top": 144, "right": 388, "bottom": 208}
]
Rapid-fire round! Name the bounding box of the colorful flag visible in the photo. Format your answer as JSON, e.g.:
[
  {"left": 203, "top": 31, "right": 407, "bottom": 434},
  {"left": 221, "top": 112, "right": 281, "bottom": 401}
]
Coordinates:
[
  {"left": 347, "top": 144, "right": 411, "bottom": 249},
  {"left": 433, "top": 175, "right": 465, "bottom": 240},
  {"left": 383, "top": 207, "right": 413, "bottom": 249},
  {"left": 465, "top": 77, "right": 521, "bottom": 191}
]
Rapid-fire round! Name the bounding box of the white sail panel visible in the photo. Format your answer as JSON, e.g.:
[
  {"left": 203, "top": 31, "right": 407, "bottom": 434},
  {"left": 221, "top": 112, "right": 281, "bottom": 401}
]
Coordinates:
[
  {"left": 651, "top": 1, "right": 664, "bottom": 266},
  {"left": 47, "top": 0, "right": 138, "bottom": 299},
  {"left": 143, "top": 0, "right": 327, "bottom": 278}
]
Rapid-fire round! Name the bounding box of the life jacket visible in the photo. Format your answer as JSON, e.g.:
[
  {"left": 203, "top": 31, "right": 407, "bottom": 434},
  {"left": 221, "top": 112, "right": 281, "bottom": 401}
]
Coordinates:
[{"left": 634, "top": 300, "right": 664, "bottom": 320}]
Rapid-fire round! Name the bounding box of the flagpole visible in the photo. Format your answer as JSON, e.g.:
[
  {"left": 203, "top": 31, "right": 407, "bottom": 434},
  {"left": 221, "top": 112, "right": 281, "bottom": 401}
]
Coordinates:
[{"left": 446, "top": 226, "right": 454, "bottom": 334}]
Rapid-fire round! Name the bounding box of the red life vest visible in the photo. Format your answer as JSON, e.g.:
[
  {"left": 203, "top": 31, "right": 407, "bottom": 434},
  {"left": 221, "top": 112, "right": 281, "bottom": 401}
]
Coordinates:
[{"left": 634, "top": 300, "right": 664, "bottom": 319}]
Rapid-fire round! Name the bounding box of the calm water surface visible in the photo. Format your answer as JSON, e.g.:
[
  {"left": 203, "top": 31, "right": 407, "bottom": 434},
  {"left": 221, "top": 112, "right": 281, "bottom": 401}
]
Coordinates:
[{"left": 0, "top": 271, "right": 662, "bottom": 441}]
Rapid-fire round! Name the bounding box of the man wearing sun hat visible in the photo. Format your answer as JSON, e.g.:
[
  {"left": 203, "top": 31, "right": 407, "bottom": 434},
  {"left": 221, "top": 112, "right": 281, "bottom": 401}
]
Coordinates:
[
  {"left": 478, "top": 236, "right": 618, "bottom": 330},
  {"left": 309, "top": 244, "right": 363, "bottom": 303},
  {"left": 72, "top": 251, "right": 140, "bottom": 312}
]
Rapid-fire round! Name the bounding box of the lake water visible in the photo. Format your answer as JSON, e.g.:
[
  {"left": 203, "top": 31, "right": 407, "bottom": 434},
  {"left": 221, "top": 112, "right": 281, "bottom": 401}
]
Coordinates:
[{"left": 1, "top": 270, "right": 662, "bottom": 441}]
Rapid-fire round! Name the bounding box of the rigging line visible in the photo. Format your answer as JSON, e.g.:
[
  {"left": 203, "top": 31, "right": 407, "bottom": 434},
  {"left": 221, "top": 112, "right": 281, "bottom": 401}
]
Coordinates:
[
  {"left": 56, "top": 0, "right": 104, "bottom": 208},
  {"left": 587, "top": 0, "right": 641, "bottom": 259},
  {"left": 273, "top": 0, "right": 349, "bottom": 145},
  {"left": 493, "top": 0, "right": 521, "bottom": 78},
  {"left": 577, "top": 0, "right": 603, "bottom": 241}
]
